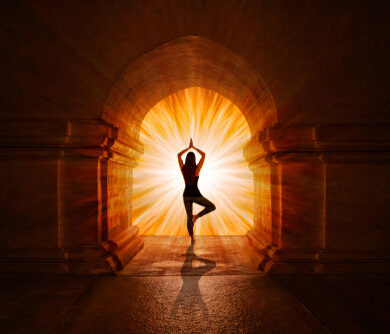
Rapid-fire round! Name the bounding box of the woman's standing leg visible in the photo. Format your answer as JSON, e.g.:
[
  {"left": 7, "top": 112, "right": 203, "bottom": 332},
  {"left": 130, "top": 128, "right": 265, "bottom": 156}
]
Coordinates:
[{"left": 183, "top": 197, "right": 194, "bottom": 236}]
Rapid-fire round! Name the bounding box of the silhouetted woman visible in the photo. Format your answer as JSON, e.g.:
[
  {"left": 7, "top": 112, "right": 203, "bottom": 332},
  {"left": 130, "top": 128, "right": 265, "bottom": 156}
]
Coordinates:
[{"left": 178, "top": 139, "right": 216, "bottom": 242}]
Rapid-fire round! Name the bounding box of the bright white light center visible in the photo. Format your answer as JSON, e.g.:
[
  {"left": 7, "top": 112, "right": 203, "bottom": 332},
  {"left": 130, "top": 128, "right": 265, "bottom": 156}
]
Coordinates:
[{"left": 132, "top": 87, "right": 254, "bottom": 235}]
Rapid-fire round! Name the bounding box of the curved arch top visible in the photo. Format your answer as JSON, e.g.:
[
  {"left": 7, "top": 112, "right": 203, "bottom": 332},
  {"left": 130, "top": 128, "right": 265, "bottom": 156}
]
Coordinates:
[{"left": 103, "top": 35, "right": 277, "bottom": 138}]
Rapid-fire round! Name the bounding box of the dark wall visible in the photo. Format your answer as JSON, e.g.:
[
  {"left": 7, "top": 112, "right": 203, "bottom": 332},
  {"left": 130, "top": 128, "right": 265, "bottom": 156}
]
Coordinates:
[{"left": 0, "top": 0, "right": 388, "bottom": 125}]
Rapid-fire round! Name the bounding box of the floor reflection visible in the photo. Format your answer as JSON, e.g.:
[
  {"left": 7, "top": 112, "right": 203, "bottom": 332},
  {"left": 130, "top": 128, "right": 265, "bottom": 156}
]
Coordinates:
[{"left": 171, "top": 241, "right": 216, "bottom": 318}]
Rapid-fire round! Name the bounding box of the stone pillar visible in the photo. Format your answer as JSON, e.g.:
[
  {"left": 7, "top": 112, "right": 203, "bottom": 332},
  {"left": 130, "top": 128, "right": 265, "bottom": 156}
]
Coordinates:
[
  {"left": 0, "top": 120, "right": 143, "bottom": 273},
  {"left": 245, "top": 124, "right": 390, "bottom": 273}
]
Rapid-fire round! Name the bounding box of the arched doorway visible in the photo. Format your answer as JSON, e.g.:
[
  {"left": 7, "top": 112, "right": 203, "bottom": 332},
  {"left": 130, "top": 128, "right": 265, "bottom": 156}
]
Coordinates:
[{"left": 98, "top": 35, "right": 277, "bottom": 270}]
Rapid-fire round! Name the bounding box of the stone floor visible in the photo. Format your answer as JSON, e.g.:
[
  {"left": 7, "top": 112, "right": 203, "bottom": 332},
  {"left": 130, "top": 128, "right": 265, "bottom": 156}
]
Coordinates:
[
  {"left": 119, "top": 236, "right": 264, "bottom": 276},
  {"left": 0, "top": 236, "right": 388, "bottom": 333}
]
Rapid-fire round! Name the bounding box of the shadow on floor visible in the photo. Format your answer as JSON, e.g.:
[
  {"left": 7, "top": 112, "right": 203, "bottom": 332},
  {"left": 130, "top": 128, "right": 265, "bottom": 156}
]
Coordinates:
[{"left": 170, "top": 241, "right": 216, "bottom": 318}]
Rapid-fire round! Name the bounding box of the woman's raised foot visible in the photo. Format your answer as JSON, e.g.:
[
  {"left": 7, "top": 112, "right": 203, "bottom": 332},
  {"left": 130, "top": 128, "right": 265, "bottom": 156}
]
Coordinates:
[{"left": 192, "top": 214, "right": 198, "bottom": 226}]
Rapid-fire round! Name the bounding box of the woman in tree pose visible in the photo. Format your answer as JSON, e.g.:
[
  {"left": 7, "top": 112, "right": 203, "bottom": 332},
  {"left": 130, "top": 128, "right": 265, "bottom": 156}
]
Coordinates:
[{"left": 177, "top": 139, "right": 216, "bottom": 243}]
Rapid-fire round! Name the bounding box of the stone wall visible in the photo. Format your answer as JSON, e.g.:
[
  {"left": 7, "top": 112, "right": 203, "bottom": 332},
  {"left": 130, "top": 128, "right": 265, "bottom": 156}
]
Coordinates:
[
  {"left": 245, "top": 124, "right": 390, "bottom": 272},
  {"left": 0, "top": 0, "right": 388, "bottom": 273}
]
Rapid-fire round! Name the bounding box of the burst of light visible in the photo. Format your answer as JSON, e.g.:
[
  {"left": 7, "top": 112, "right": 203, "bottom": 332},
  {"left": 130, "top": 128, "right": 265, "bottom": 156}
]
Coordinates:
[{"left": 132, "top": 87, "right": 254, "bottom": 235}]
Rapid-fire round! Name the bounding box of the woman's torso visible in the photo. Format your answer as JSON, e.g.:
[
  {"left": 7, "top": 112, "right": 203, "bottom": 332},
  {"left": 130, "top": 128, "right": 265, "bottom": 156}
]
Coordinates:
[{"left": 183, "top": 175, "right": 202, "bottom": 197}]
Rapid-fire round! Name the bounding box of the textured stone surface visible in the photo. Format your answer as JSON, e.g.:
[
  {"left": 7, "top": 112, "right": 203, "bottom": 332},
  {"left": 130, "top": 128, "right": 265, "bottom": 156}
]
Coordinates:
[
  {"left": 273, "top": 273, "right": 390, "bottom": 334},
  {"left": 66, "top": 275, "right": 324, "bottom": 334},
  {"left": 0, "top": 236, "right": 388, "bottom": 333}
]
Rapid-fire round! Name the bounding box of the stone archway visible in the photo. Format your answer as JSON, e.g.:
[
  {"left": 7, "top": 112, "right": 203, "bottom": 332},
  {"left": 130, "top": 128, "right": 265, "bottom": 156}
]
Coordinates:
[
  {"left": 76, "top": 35, "right": 278, "bottom": 272},
  {"left": 103, "top": 35, "right": 277, "bottom": 139},
  {"left": 59, "top": 35, "right": 375, "bottom": 274},
  {"left": 53, "top": 35, "right": 354, "bottom": 274}
]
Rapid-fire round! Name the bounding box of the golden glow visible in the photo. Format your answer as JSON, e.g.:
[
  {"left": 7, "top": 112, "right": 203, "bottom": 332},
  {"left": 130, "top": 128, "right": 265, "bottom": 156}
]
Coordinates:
[{"left": 132, "top": 87, "right": 254, "bottom": 235}]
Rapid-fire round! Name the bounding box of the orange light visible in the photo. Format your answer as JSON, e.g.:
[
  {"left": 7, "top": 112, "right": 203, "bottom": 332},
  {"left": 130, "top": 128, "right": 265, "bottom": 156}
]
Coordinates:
[{"left": 132, "top": 87, "right": 254, "bottom": 235}]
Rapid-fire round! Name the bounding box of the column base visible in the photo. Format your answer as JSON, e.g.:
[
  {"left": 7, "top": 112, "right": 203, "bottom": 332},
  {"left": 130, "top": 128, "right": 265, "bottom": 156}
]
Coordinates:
[
  {"left": 101, "top": 225, "right": 144, "bottom": 272},
  {"left": 0, "top": 226, "right": 143, "bottom": 274},
  {"left": 246, "top": 229, "right": 390, "bottom": 274}
]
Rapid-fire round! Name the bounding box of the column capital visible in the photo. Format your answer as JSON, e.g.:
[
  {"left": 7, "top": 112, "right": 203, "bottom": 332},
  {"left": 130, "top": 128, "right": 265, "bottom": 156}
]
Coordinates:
[
  {"left": 0, "top": 119, "right": 144, "bottom": 164},
  {"left": 244, "top": 123, "right": 390, "bottom": 167}
]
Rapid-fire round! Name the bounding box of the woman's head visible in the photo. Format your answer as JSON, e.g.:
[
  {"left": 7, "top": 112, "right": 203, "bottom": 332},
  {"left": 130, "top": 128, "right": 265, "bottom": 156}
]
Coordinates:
[
  {"left": 182, "top": 152, "right": 196, "bottom": 185},
  {"left": 184, "top": 152, "right": 196, "bottom": 166}
]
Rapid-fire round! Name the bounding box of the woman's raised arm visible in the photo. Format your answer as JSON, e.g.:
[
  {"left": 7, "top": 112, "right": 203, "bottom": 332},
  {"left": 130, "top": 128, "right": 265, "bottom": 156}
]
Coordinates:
[
  {"left": 193, "top": 145, "right": 206, "bottom": 175},
  {"left": 177, "top": 146, "right": 190, "bottom": 169}
]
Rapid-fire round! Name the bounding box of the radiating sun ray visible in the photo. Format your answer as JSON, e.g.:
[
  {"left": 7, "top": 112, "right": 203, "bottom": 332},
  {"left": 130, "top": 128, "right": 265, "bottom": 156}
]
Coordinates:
[{"left": 132, "top": 87, "right": 254, "bottom": 235}]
